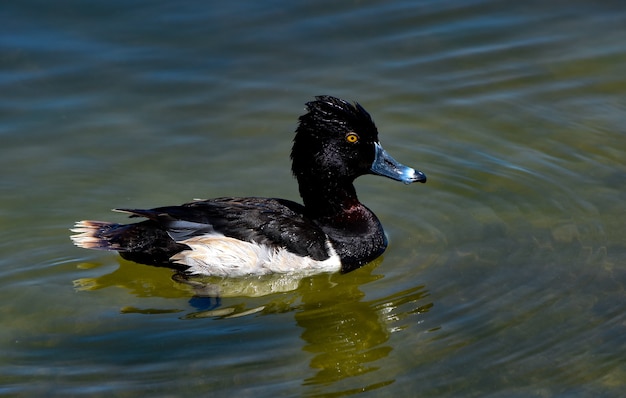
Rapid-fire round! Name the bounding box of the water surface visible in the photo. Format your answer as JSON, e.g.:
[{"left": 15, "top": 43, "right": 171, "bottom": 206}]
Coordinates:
[{"left": 1, "top": 1, "right": 625, "bottom": 396}]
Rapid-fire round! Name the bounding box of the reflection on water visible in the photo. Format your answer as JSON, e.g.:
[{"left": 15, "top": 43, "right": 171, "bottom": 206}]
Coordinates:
[
  {"left": 75, "top": 258, "right": 316, "bottom": 298},
  {"left": 74, "top": 259, "right": 191, "bottom": 299},
  {"left": 297, "top": 279, "right": 431, "bottom": 392},
  {"left": 73, "top": 257, "right": 434, "bottom": 390}
]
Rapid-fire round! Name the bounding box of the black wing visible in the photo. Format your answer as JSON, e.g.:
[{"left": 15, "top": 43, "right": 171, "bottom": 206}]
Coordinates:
[{"left": 116, "top": 197, "right": 331, "bottom": 261}]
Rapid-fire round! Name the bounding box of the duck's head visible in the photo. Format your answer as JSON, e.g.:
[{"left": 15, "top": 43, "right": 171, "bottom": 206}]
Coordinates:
[{"left": 292, "top": 95, "right": 427, "bottom": 188}]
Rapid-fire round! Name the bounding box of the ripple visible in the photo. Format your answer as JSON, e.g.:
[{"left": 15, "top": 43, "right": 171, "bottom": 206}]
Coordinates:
[{"left": 1, "top": 0, "right": 625, "bottom": 396}]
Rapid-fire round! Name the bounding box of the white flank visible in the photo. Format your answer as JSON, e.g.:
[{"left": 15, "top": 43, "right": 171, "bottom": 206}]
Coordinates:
[{"left": 170, "top": 234, "right": 341, "bottom": 277}]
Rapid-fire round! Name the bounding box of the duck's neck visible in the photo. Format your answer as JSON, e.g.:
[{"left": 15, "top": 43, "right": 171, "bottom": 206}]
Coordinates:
[
  {"left": 298, "top": 175, "right": 387, "bottom": 271},
  {"left": 297, "top": 175, "right": 383, "bottom": 240},
  {"left": 298, "top": 176, "right": 360, "bottom": 221}
]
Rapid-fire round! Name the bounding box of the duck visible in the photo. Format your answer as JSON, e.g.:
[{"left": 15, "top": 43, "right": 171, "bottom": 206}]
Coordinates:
[{"left": 71, "top": 95, "right": 426, "bottom": 277}]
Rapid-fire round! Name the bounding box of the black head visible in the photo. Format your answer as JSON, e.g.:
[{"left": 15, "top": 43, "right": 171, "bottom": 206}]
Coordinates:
[
  {"left": 292, "top": 95, "right": 381, "bottom": 183},
  {"left": 291, "top": 95, "right": 426, "bottom": 186}
]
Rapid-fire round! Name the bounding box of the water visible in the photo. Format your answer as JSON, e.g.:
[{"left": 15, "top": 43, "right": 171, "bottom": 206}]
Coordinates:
[{"left": 2, "top": 1, "right": 625, "bottom": 396}]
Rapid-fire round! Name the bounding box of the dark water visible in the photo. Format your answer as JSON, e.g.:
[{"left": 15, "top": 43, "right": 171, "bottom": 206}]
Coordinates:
[{"left": 2, "top": 1, "right": 625, "bottom": 396}]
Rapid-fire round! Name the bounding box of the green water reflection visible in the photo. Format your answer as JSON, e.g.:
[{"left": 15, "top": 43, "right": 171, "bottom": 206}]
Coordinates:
[
  {"left": 73, "top": 258, "right": 434, "bottom": 390},
  {"left": 297, "top": 273, "right": 431, "bottom": 388}
]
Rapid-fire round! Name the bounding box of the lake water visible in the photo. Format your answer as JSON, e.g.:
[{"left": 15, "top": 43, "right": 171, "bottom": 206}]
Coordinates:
[{"left": 2, "top": 1, "right": 625, "bottom": 396}]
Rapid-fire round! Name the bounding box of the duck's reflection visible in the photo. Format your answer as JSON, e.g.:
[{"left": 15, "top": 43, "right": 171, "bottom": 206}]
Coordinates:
[
  {"left": 74, "top": 258, "right": 433, "bottom": 390},
  {"left": 74, "top": 258, "right": 314, "bottom": 299},
  {"left": 298, "top": 272, "right": 392, "bottom": 385},
  {"left": 295, "top": 266, "right": 432, "bottom": 389}
]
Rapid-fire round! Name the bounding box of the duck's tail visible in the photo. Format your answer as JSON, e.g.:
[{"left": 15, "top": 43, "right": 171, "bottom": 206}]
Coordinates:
[
  {"left": 70, "top": 219, "right": 190, "bottom": 268},
  {"left": 70, "top": 220, "right": 130, "bottom": 251}
]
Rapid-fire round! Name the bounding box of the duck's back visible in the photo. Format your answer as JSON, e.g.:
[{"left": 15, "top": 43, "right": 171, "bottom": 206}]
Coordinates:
[{"left": 71, "top": 197, "right": 342, "bottom": 276}]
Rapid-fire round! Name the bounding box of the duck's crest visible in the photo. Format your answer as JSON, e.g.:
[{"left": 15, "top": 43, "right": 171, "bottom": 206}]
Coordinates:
[{"left": 300, "top": 95, "right": 374, "bottom": 130}]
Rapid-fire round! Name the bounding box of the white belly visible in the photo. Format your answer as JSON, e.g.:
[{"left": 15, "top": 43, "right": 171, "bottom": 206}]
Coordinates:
[{"left": 169, "top": 234, "right": 341, "bottom": 277}]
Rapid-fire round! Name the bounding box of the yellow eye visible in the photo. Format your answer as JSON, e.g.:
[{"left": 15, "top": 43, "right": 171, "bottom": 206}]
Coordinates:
[{"left": 345, "top": 132, "right": 359, "bottom": 143}]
